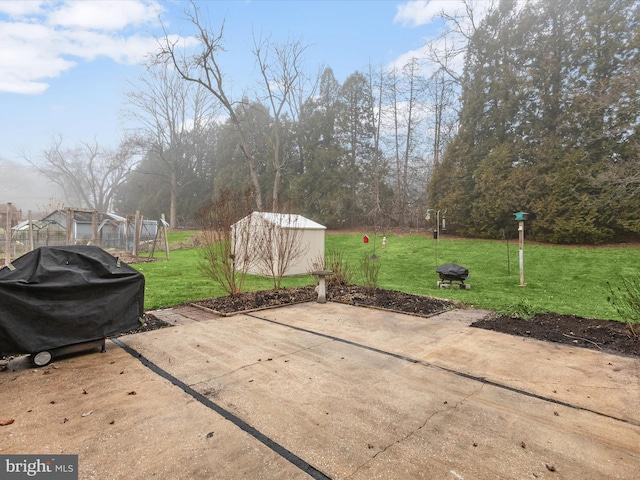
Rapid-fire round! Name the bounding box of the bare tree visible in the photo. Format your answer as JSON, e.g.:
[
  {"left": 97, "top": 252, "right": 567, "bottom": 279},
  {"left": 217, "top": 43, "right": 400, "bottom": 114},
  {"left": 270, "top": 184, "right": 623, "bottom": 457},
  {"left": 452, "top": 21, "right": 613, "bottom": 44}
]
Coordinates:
[
  {"left": 156, "top": 1, "right": 265, "bottom": 210},
  {"left": 387, "top": 58, "right": 427, "bottom": 225},
  {"left": 125, "top": 64, "right": 216, "bottom": 228},
  {"left": 401, "top": 58, "right": 418, "bottom": 225},
  {"left": 421, "top": 0, "right": 497, "bottom": 163},
  {"left": 429, "top": 68, "right": 445, "bottom": 169},
  {"left": 22, "top": 135, "right": 138, "bottom": 212},
  {"left": 364, "top": 62, "right": 387, "bottom": 227},
  {"left": 198, "top": 188, "right": 255, "bottom": 296},
  {"left": 253, "top": 34, "right": 308, "bottom": 211},
  {"left": 425, "top": 0, "right": 497, "bottom": 85},
  {"left": 252, "top": 212, "right": 307, "bottom": 289}
]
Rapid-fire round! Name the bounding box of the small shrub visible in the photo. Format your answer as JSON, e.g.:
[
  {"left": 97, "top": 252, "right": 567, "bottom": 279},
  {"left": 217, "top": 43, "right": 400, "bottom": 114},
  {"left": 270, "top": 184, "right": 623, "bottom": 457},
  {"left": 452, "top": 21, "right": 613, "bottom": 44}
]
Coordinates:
[
  {"left": 360, "top": 254, "right": 381, "bottom": 290},
  {"left": 197, "top": 188, "right": 255, "bottom": 296},
  {"left": 326, "top": 247, "right": 355, "bottom": 288},
  {"left": 308, "top": 247, "right": 354, "bottom": 289},
  {"left": 607, "top": 278, "right": 640, "bottom": 337},
  {"left": 496, "top": 298, "right": 548, "bottom": 320}
]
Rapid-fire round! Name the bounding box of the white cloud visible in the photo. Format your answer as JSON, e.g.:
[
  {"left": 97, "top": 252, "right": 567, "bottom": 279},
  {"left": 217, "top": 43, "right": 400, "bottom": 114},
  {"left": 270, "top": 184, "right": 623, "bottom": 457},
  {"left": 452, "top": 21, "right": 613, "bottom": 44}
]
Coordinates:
[
  {"left": 0, "top": 21, "right": 77, "bottom": 93},
  {"left": 0, "top": 0, "right": 183, "bottom": 95},
  {"left": 0, "top": 78, "right": 49, "bottom": 95},
  {"left": 0, "top": 1, "right": 46, "bottom": 17},
  {"left": 57, "top": 29, "right": 162, "bottom": 64},
  {"left": 388, "top": 46, "right": 436, "bottom": 76},
  {"left": 394, "top": 0, "right": 464, "bottom": 27},
  {"left": 394, "top": 1, "right": 494, "bottom": 28},
  {"left": 47, "top": 0, "right": 164, "bottom": 31},
  {"left": 391, "top": 0, "right": 495, "bottom": 79}
]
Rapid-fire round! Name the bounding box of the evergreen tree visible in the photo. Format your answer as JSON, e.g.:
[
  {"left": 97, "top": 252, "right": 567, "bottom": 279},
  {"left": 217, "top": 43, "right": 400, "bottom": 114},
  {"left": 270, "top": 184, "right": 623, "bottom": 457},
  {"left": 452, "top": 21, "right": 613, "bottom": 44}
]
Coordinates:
[
  {"left": 429, "top": 0, "right": 640, "bottom": 243},
  {"left": 335, "top": 71, "right": 377, "bottom": 226},
  {"left": 290, "top": 68, "right": 349, "bottom": 227}
]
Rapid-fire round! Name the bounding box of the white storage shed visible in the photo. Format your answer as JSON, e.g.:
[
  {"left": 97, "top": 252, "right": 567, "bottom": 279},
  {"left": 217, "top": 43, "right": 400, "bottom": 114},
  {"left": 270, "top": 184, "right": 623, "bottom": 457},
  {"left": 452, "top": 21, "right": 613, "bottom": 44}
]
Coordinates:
[{"left": 232, "top": 212, "right": 326, "bottom": 276}]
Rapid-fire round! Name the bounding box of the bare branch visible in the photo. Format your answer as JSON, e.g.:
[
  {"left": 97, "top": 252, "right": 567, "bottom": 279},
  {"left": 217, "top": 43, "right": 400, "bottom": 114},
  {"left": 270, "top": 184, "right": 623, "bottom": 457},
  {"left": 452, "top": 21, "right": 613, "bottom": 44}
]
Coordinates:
[
  {"left": 21, "top": 135, "right": 138, "bottom": 212},
  {"left": 198, "top": 188, "right": 255, "bottom": 295},
  {"left": 155, "top": 0, "right": 264, "bottom": 210},
  {"left": 252, "top": 33, "right": 309, "bottom": 211}
]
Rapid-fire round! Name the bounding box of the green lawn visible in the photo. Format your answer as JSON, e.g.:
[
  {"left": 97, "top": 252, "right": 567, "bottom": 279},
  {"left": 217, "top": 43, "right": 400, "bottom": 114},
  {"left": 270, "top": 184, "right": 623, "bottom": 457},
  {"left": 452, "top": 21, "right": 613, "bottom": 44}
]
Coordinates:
[
  {"left": 134, "top": 248, "right": 314, "bottom": 310},
  {"left": 132, "top": 232, "right": 640, "bottom": 321},
  {"left": 166, "top": 230, "right": 200, "bottom": 244}
]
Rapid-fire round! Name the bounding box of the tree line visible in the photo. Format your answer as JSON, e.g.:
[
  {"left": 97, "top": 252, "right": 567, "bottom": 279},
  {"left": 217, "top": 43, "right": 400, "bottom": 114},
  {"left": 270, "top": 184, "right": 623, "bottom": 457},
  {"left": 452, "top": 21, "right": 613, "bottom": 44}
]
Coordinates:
[
  {"left": 26, "top": 1, "right": 456, "bottom": 230},
  {"left": 114, "top": 1, "right": 457, "bottom": 230},
  {"left": 429, "top": 0, "right": 640, "bottom": 243},
  {"left": 23, "top": 0, "right": 639, "bottom": 244}
]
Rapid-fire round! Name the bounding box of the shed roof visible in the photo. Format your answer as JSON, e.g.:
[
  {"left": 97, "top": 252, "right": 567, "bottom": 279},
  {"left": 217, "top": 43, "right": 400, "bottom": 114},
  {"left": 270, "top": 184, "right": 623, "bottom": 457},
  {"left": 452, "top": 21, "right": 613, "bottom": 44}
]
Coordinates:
[
  {"left": 242, "top": 212, "right": 326, "bottom": 230},
  {"left": 42, "top": 210, "right": 93, "bottom": 223},
  {"left": 12, "top": 219, "right": 65, "bottom": 232}
]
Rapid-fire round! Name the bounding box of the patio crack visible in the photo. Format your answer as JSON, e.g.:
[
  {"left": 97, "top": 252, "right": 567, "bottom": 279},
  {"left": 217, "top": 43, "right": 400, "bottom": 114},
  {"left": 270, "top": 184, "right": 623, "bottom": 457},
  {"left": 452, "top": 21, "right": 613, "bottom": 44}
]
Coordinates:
[
  {"left": 422, "top": 329, "right": 465, "bottom": 347},
  {"left": 345, "top": 384, "right": 485, "bottom": 480},
  {"left": 190, "top": 339, "right": 335, "bottom": 387}
]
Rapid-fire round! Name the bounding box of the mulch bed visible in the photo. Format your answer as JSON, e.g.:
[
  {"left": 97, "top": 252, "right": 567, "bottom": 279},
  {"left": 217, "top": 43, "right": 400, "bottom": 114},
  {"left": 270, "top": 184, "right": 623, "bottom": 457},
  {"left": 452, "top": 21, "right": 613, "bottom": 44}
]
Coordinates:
[
  {"left": 472, "top": 312, "right": 639, "bottom": 357},
  {"left": 190, "top": 285, "right": 639, "bottom": 358},
  {"left": 191, "top": 285, "right": 458, "bottom": 317}
]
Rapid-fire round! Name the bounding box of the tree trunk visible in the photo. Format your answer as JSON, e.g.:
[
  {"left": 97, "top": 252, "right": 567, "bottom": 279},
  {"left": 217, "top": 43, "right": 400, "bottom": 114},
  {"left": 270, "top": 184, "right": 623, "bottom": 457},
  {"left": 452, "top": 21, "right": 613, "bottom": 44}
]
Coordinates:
[
  {"left": 170, "top": 170, "right": 178, "bottom": 229},
  {"left": 271, "top": 123, "right": 281, "bottom": 212}
]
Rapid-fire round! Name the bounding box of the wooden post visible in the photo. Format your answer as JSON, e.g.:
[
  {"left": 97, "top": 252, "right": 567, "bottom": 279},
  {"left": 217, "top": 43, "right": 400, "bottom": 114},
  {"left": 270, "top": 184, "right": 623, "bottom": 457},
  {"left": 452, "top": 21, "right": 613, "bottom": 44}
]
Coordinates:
[
  {"left": 66, "top": 208, "right": 74, "bottom": 245},
  {"left": 28, "top": 210, "right": 35, "bottom": 251},
  {"left": 92, "top": 210, "right": 99, "bottom": 246},
  {"left": 150, "top": 218, "right": 158, "bottom": 258},
  {"left": 133, "top": 211, "right": 141, "bottom": 260},
  {"left": 5, "top": 202, "right": 12, "bottom": 265},
  {"left": 124, "top": 215, "right": 130, "bottom": 253},
  {"left": 162, "top": 214, "right": 170, "bottom": 261},
  {"left": 518, "top": 220, "right": 526, "bottom": 287},
  {"left": 150, "top": 214, "right": 170, "bottom": 260},
  {"left": 138, "top": 214, "right": 144, "bottom": 257}
]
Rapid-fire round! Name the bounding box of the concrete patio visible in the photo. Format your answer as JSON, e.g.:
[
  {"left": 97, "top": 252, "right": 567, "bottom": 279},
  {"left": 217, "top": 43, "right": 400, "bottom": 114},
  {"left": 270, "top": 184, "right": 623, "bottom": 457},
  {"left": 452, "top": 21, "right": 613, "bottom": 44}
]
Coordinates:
[{"left": 1, "top": 302, "right": 639, "bottom": 479}]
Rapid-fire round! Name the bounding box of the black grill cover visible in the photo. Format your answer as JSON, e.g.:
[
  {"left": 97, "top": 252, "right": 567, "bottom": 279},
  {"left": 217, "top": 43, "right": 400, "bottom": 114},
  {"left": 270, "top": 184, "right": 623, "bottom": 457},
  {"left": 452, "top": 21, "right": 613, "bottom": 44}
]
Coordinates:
[
  {"left": 435, "top": 263, "right": 469, "bottom": 279},
  {"left": 0, "top": 245, "right": 144, "bottom": 355}
]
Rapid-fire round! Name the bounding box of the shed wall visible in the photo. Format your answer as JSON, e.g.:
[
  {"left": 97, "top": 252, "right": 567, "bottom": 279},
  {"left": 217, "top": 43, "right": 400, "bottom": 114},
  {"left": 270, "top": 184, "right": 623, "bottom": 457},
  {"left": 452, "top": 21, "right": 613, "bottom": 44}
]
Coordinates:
[{"left": 232, "top": 213, "right": 325, "bottom": 277}]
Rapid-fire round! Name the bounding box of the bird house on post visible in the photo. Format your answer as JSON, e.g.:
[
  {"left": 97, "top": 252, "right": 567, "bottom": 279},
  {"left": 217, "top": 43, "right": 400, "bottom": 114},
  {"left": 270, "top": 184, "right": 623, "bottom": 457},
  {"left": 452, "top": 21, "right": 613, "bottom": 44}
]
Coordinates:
[
  {"left": 363, "top": 235, "right": 369, "bottom": 244},
  {"left": 514, "top": 212, "right": 528, "bottom": 286}
]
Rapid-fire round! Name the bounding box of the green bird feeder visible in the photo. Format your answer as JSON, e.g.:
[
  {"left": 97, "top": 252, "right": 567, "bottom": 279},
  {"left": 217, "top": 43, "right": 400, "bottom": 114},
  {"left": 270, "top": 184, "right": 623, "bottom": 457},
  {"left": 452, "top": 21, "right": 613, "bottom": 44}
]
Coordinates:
[{"left": 513, "top": 211, "right": 528, "bottom": 286}]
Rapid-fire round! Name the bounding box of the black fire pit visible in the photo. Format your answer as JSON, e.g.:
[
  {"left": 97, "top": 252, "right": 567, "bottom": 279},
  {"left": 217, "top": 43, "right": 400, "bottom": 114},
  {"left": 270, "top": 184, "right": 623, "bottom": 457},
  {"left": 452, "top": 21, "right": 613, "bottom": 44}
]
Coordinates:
[{"left": 436, "top": 263, "right": 470, "bottom": 289}]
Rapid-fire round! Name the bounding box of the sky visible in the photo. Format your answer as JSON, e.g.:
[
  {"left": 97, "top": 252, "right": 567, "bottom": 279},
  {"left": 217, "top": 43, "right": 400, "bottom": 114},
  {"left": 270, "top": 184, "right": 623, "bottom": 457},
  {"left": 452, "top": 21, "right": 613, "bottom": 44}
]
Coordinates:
[{"left": 0, "top": 0, "right": 483, "bottom": 211}]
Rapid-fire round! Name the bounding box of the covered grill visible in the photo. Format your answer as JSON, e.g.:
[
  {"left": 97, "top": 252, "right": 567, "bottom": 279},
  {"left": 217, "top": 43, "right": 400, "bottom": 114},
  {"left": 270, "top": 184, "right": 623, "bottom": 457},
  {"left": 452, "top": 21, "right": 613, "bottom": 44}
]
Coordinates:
[{"left": 0, "top": 245, "right": 145, "bottom": 366}]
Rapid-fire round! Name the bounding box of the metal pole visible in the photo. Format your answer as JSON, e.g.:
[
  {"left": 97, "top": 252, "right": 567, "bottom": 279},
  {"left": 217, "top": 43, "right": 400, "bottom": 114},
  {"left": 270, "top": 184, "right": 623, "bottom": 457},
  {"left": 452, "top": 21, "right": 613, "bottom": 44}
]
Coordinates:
[
  {"left": 518, "top": 220, "right": 526, "bottom": 286},
  {"left": 435, "top": 210, "right": 440, "bottom": 266}
]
